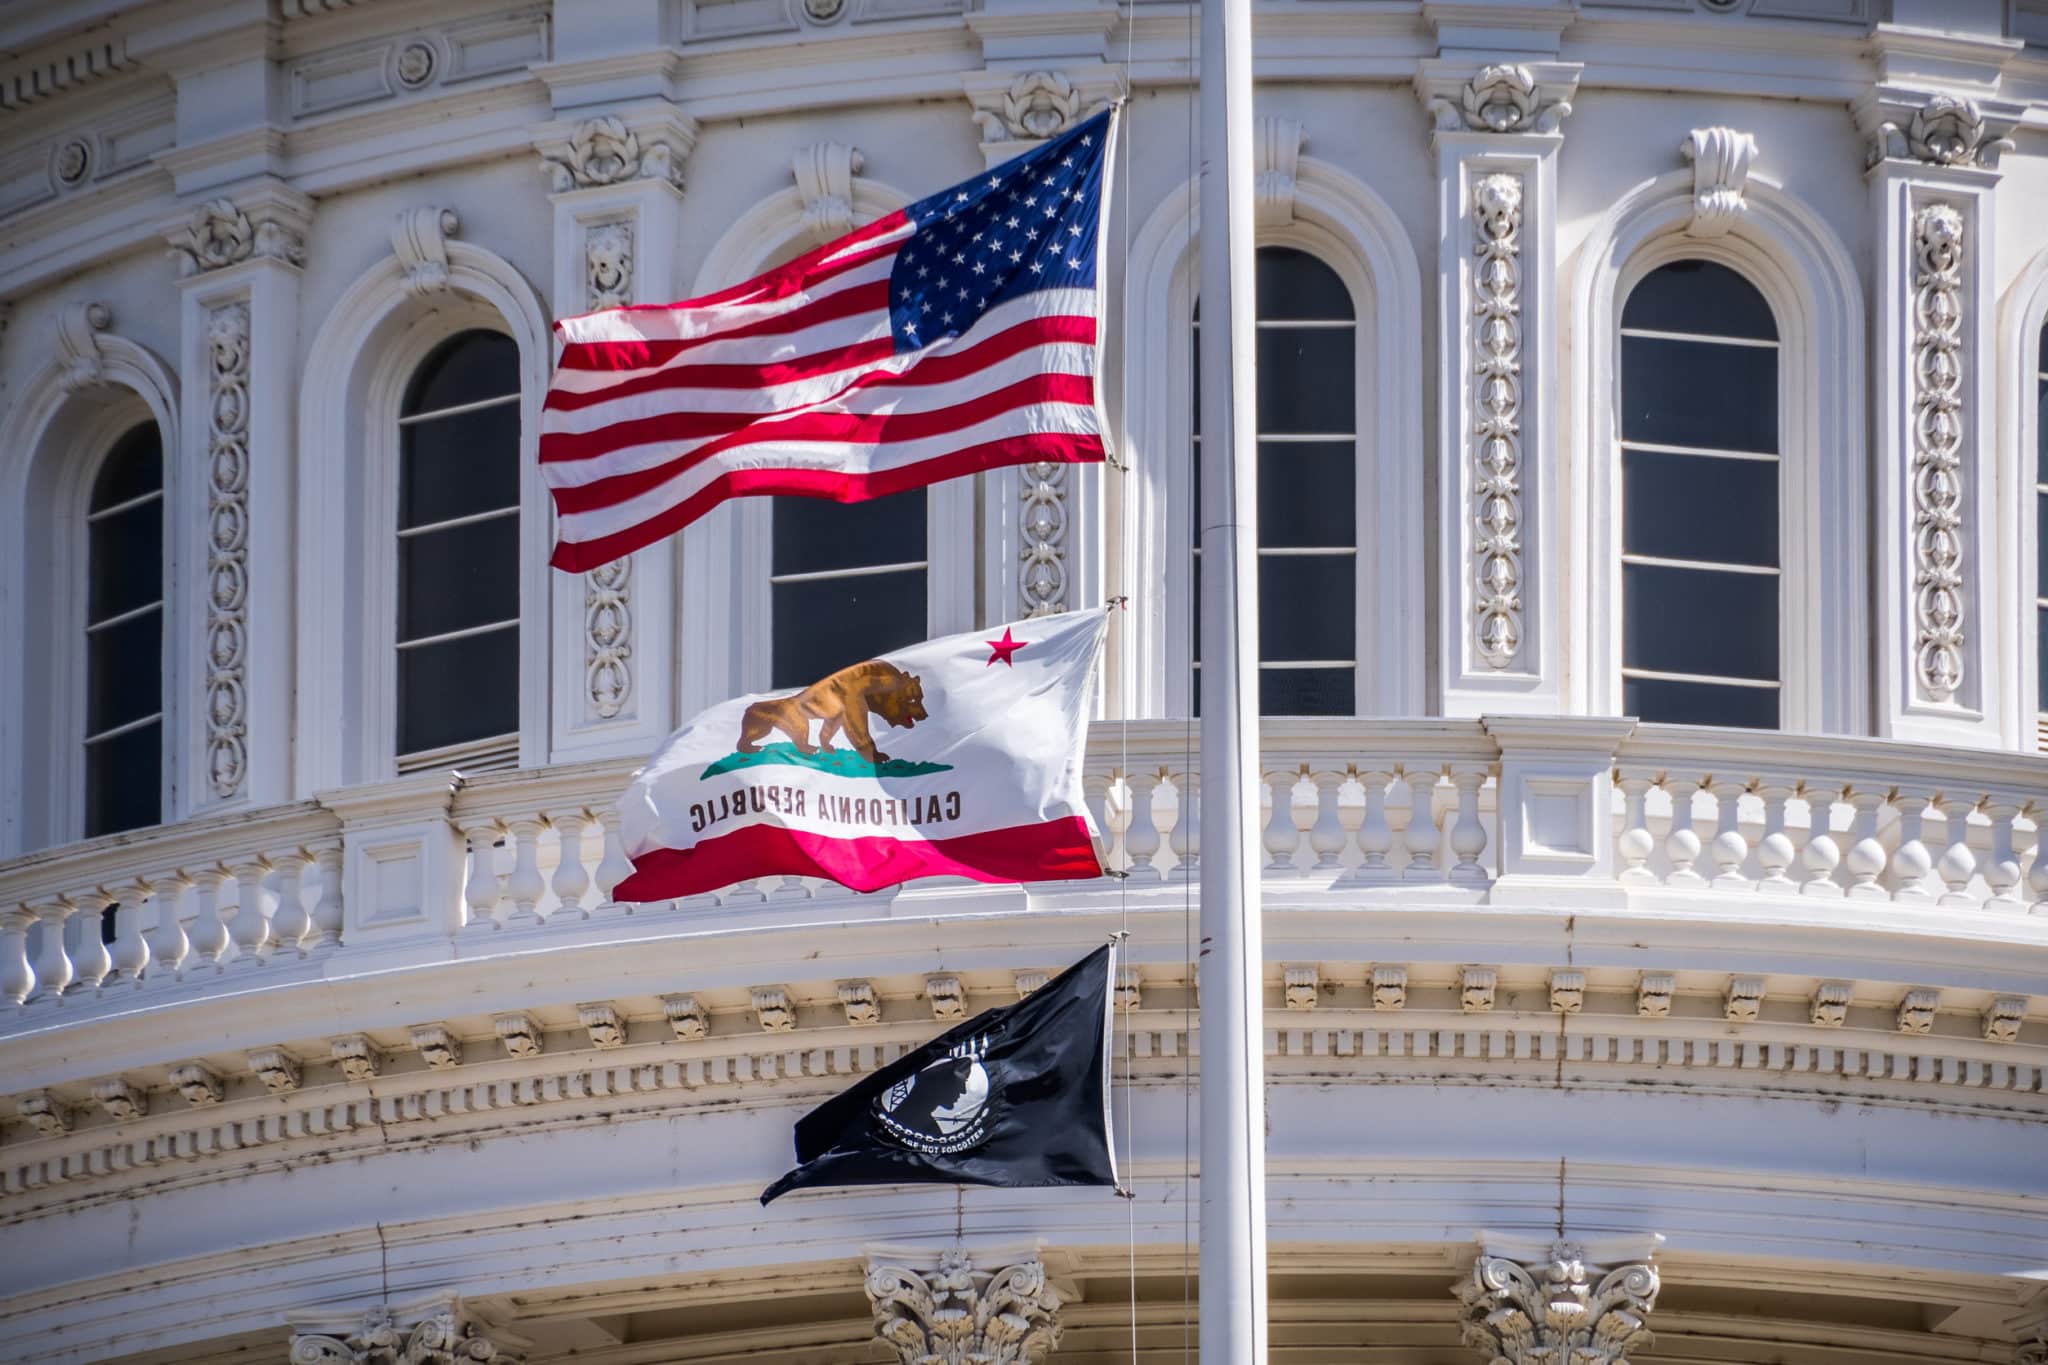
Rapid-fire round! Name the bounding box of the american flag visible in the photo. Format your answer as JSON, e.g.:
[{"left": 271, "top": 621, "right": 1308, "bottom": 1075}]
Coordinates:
[{"left": 542, "top": 108, "right": 1116, "bottom": 572}]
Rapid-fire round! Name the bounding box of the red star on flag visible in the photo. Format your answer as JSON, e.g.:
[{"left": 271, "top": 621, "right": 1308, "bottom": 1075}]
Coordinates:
[{"left": 985, "top": 627, "right": 1026, "bottom": 667}]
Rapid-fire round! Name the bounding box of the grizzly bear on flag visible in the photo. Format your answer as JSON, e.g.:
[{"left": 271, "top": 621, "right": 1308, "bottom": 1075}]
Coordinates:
[{"left": 735, "top": 659, "right": 929, "bottom": 766}]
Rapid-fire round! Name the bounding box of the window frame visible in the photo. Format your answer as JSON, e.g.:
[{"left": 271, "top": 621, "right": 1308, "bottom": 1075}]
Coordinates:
[{"left": 80, "top": 421, "right": 169, "bottom": 834}]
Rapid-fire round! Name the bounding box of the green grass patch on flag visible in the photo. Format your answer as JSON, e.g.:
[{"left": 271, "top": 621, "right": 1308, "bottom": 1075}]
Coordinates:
[{"left": 701, "top": 742, "right": 954, "bottom": 782}]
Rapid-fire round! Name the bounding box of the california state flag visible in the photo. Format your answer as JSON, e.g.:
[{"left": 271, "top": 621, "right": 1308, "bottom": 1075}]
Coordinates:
[{"left": 614, "top": 608, "right": 1108, "bottom": 901}]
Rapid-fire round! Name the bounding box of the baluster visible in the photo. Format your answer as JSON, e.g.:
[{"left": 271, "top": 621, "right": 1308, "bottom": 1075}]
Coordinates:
[
  {"left": 1934, "top": 795, "right": 1979, "bottom": 907},
  {"left": 310, "top": 843, "right": 345, "bottom": 948},
  {"left": 1262, "top": 769, "right": 1301, "bottom": 872},
  {"left": 594, "top": 810, "right": 634, "bottom": 910},
  {"left": 1841, "top": 788, "right": 1889, "bottom": 901},
  {"left": 146, "top": 875, "right": 190, "bottom": 980},
  {"left": 1982, "top": 799, "right": 2022, "bottom": 911},
  {"left": 1798, "top": 782, "right": 1843, "bottom": 897},
  {"left": 107, "top": 882, "right": 151, "bottom": 985},
  {"left": 1168, "top": 772, "right": 1200, "bottom": 880},
  {"left": 1662, "top": 776, "right": 1704, "bottom": 887},
  {"left": 1708, "top": 778, "right": 1750, "bottom": 890},
  {"left": 463, "top": 820, "right": 505, "bottom": 930},
  {"left": 550, "top": 810, "right": 593, "bottom": 920},
  {"left": 70, "top": 891, "right": 113, "bottom": 991},
  {"left": 1447, "top": 765, "right": 1490, "bottom": 886},
  {"left": 227, "top": 856, "right": 275, "bottom": 964},
  {"left": 187, "top": 867, "right": 230, "bottom": 970},
  {"left": 1400, "top": 766, "right": 1441, "bottom": 882},
  {"left": 1353, "top": 768, "right": 1394, "bottom": 879},
  {"left": 269, "top": 849, "right": 312, "bottom": 955},
  {"left": 1085, "top": 773, "right": 1116, "bottom": 871},
  {"left": 1753, "top": 780, "right": 1797, "bottom": 892},
  {"left": 33, "top": 901, "right": 75, "bottom": 1001},
  {"left": 1, "top": 909, "right": 34, "bottom": 1006},
  {"left": 2028, "top": 804, "right": 2048, "bottom": 908},
  {"left": 1887, "top": 786, "right": 1935, "bottom": 904},
  {"left": 1615, "top": 770, "right": 1657, "bottom": 885},
  {"left": 1123, "top": 771, "right": 1163, "bottom": 882},
  {"left": 503, "top": 818, "right": 548, "bottom": 923},
  {"left": 1308, "top": 768, "right": 1349, "bottom": 873}
]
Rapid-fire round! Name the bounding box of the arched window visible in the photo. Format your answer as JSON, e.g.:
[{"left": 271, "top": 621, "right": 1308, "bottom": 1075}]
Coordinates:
[
  {"left": 395, "top": 330, "right": 521, "bottom": 768},
  {"left": 1192, "top": 246, "right": 1357, "bottom": 715},
  {"left": 770, "top": 491, "right": 928, "bottom": 687},
  {"left": 83, "top": 423, "right": 164, "bottom": 837},
  {"left": 1618, "top": 260, "right": 1780, "bottom": 729},
  {"left": 2036, "top": 321, "right": 2048, "bottom": 727}
]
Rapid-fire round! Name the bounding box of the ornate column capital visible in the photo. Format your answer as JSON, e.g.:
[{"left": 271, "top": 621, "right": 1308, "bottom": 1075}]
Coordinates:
[
  {"left": 1456, "top": 1235, "right": 1663, "bottom": 1365},
  {"left": 165, "top": 182, "right": 313, "bottom": 278},
  {"left": 535, "top": 108, "right": 697, "bottom": 193},
  {"left": 961, "top": 66, "right": 1120, "bottom": 168},
  {"left": 290, "top": 1293, "right": 526, "bottom": 1364},
  {"left": 864, "top": 1245, "right": 1064, "bottom": 1364},
  {"left": 1416, "top": 61, "right": 1580, "bottom": 139},
  {"left": 1855, "top": 89, "right": 2022, "bottom": 174}
]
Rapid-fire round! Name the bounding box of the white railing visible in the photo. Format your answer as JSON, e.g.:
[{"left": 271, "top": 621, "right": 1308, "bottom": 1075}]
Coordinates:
[{"left": 3, "top": 719, "right": 2044, "bottom": 1014}]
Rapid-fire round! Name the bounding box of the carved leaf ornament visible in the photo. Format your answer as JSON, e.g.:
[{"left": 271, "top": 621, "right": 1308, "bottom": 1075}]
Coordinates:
[
  {"left": 1910, "top": 203, "right": 1966, "bottom": 703},
  {"left": 865, "top": 1248, "right": 1062, "bottom": 1365},
  {"left": 1471, "top": 172, "right": 1524, "bottom": 669},
  {"left": 291, "top": 1306, "right": 506, "bottom": 1365},
  {"left": 1458, "top": 1242, "right": 1660, "bottom": 1365},
  {"left": 205, "top": 302, "right": 253, "bottom": 797}
]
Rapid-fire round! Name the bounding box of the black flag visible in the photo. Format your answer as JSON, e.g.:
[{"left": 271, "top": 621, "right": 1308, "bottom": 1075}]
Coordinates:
[{"left": 760, "top": 942, "right": 1119, "bottom": 1204}]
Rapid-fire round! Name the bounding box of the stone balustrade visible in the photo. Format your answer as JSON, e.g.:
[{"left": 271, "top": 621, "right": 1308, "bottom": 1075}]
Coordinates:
[{"left": 2, "top": 719, "right": 2042, "bottom": 1016}]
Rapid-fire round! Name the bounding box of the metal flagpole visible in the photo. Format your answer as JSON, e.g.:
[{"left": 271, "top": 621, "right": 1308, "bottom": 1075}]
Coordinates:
[{"left": 1195, "top": 0, "right": 1268, "bottom": 1352}]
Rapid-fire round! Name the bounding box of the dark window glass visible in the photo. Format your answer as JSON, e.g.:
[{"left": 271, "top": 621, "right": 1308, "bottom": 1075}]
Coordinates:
[
  {"left": 2036, "top": 376, "right": 2048, "bottom": 485},
  {"left": 1621, "top": 448, "right": 1778, "bottom": 567},
  {"left": 1622, "top": 676, "right": 1778, "bottom": 731},
  {"left": 2039, "top": 605, "right": 2048, "bottom": 712},
  {"left": 1255, "top": 330, "right": 1354, "bottom": 435},
  {"left": 1620, "top": 259, "right": 1777, "bottom": 341},
  {"left": 396, "top": 332, "right": 520, "bottom": 756},
  {"left": 398, "top": 626, "right": 520, "bottom": 755},
  {"left": 2039, "top": 491, "right": 2048, "bottom": 600},
  {"left": 1258, "top": 442, "right": 1354, "bottom": 548},
  {"left": 773, "top": 569, "right": 927, "bottom": 687},
  {"left": 87, "top": 498, "right": 163, "bottom": 621},
  {"left": 1261, "top": 667, "right": 1354, "bottom": 715},
  {"left": 1619, "top": 335, "right": 1777, "bottom": 453},
  {"left": 1257, "top": 248, "right": 1351, "bottom": 321},
  {"left": 90, "top": 426, "right": 162, "bottom": 512},
  {"left": 773, "top": 491, "right": 927, "bottom": 576},
  {"left": 1623, "top": 563, "right": 1779, "bottom": 681},
  {"left": 87, "top": 611, "right": 162, "bottom": 735},
  {"left": 84, "top": 721, "right": 162, "bottom": 839},
  {"left": 1260, "top": 556, "right": 1354, "bottom": 661}
]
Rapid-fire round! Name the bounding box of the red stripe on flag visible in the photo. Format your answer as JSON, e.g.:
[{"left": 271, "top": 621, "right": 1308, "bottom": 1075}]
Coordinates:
[
  {"left": 555, "top": 278, "right": 892, "bottom": 373},
  {"left": 549, "top": 432, "right": 1105, "bottom": 571},
  {"left": 612, "top": 815, "right": 1103, "bottom": 900}
]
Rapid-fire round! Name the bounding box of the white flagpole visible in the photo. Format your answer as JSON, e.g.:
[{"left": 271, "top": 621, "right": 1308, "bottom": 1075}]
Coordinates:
[{"left": 1195, "top": 0, "right": 1268, "bottom": 1353}]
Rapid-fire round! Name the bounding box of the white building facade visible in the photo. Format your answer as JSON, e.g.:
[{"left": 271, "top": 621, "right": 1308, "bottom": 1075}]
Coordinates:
[{"left": 2, "top": 0, "right": 2047, "bottom": 1360}]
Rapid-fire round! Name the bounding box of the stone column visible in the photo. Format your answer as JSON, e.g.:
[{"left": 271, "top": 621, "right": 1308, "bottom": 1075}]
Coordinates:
[
  {"left": 1415, "top": 59, "right": 1578, "bottom": 718},
  {"left": 1856, "top": 52, "right": 2023, "bottom": 747},
  {"left": 530, "top": 108, "right": 692, "bottom": 764},
  {"left": 864, "top": 1245, "right": 1064, "bottom": 1364},
  {"left": 289, "top": 1291, "right": 526, "bottom": 1364},
  {"left": 165, "top": 182, "right": 311, "bottom": 818},
  {"left": 1455, "top": 1236, "right": 1662, "bottom": 1365}
]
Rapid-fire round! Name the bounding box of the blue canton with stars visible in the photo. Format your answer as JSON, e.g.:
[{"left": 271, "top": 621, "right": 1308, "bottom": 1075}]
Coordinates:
[{"left": 888, "top": 107, "right": 1110, "bottom": 354}]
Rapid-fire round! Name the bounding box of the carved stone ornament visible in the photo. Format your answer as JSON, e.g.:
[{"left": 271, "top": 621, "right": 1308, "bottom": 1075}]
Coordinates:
[
  {"left": 1868, "top": 94, "right": 2013, "bottom": 171},
  {"left": 926, "top": 975, "right": 967, "bottom": 1020},
  {"left": 584, "top": 553, "right": 633, "bottom": 719},
  {"left": 412, "top": 1024, "right": 462, "bottom": 1069},
  {"left": 18, "top": 1091, "right": 70, "bottom": 1137},
  {"left": 1254, "top": 116, "right": 1304, "bottom": 229},
  {"left": 1372, "top": 964, "right": 1408, "bottom": 1011},
  {"left": 1681, "top": 127, "right": 1755, "bottom": 239},
  {"left": 1549, "top": 969, "right": 1584, "bottom": 1015},
  {"left": 578, "top": 1003, "right": 625, "bottom": 1050},
  {"left": 1723, "top": 976, "right": 1764, "bottom": 1023},
  {"left": 803, "top": 0, "right": 847, "bottom": 22},
  {"left": 753, "top": 987, "right": 795, "bottom": 1033},
  {"left": 1019, "top": 461, "right": 1069, "bottom": 616},
  {"left": 1114, "top": 967, "right": 1141, "bottom": 1013},
  {"left": 585, "top": 221, "right": 632, "bottom": 311},
  {"left": 541, "top": 115, "right": 683, "bottom": 192},
  {"left": 839, "top": 980, "right": 882, "bottom": 1026},
  {"left": 52, "top": 137, "right": 90, "bottom": 186},
  {"left": 795, "top": 141, "right": 864, "bottom": 242},
  {"left": 1013, "top": 971, "right": 1049, "bottom": 999},
  {"left": 1810, "top": 981, "right": 1853, "bottom": 1028},
  {"left": 171, "top": 1063, "right": 223, "bottom": 1106},
  {"left": 971, "top": 70, "right": 1106, "bottom": 144},
  {"left": 1461, "top": 966, "right": 1497, "bottom": 1013},
  {"left": 1897, "top": 987, "right": 1941, "bottom": 1035},
  {"left": 1457, "top": 1241, "right": 1661, "bottom": 1365},
  {"left": 1470, "top": 171, "right": 1524, "bottom": 670},
  {"left": 204, "top": 300, "right": 253, "bottom": 799},
  {"left": 1437, "top": 64, "right": 1573, "bottom": 136},
  {"left": 1983, "top": 995, "right": 2027, "bottom": 1044},
  {"left": 92, "top": 1078, "right": 146, "bottom": 1121},
  {"left": 1910, "top": 202, "right": 1967, "bottom": 704},
  {"left": 167, "top": 197, "right": 305, "bottom": 277},
  {"left": 290, "top": 1299, "right": 520, "bottom": 1365},
  {"left": 392, "top": 207, "right": 458, "bottom": 297},
  {"left": 394, "top": 40, "right": 437, "bottom": 89},
  {"left": 865, "top": 1247, "right": 1063, "bottom": 1365},
  {"left": 494, "top": 1012, "right": 543, "bottom": 1058},
  {"left": 331, "top": 1034, "right": 381, "bottom": 1081},
  {"left": 1284, "top": 965, "right": 1319, "bottom": 1012},
  {"left": 1636, "top": 972, "right": 1673, "bottom": 1019},
  {"left": 55, "top": 299, "right": 111, "bottom": 393},
  {"left": 249, "top": 1047, "right": 303, "bottom": 1092},
  {"left": 664, "top": 994, "right": 707, "bottom": 1041}
]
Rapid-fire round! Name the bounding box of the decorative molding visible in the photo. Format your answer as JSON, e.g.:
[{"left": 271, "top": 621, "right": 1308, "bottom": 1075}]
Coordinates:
[
  {"left": 170, "top": 1064, "right": 223, "bottom": 1107},
  {"left": 412, "top": 1025, "right": 462, "bottom": 1069},
  {"left": 0, "top": 39, "right": 131, "bottom": 112},
  {"left": 1285, "top": 965, "right": 1320, "bottom": 1012},
  {"left": 1680, "top": 126, "right": 1755, "bottom": 239},
  {"left": 865, "top": 1246, "right": 1062, "bottom": 1365},
  {"left": 1637, "top": 972, "right": 1674, "bottom": 1018},
  {"left": 289, "top": 1293, "right": 524, "bottom": 1364},
  {"left": 202, "top": 300, "right": 253, "bottom": 800},
  {"left": 584, "top": 221, "right": 633, "bottom": 312},
  {"left": 1457, "top": 1240, "right": 1661, "bottom": 1365},
  {"left": 664, "top": 994, "right": 708, "bottom": 1040},
  {"left": 91, "top": 1078, "right": 145, "bottom": 1121},
  {"left": 839, "top": 981, "right": 882, "bottom": 1026},
  {"left": 392, "top": 207, "right": 459, "bottom": 296},
  {"left": 1114, "top": 967, "right": 1141, "bottom": 1013},
  {"left": 578, "top": 1003, "right": 625, "bottom": 1050},
  {"left": 167, "top": 197, "right": 306, "bottom": 278},
  {"left": 1898, "top": 988, "right": 1941, "bottom": 1035},
  {"left": 1426, "top": 63, "right": 1576, "bottom": 136},
  {"left": 1470, "top": 170, "right": 1524, "bottom": 671},
  {"left": 1809, "top": 981, "right": 1852, "bottom": 1028},
  {"left": 1461, "top": 967, "right": 1497, "bottom": 1013},
  {"left": 249, "top": 1047, "right": 303, "bottom": 1092},
  {"left": 1866, "top": 94, "right": 2015, "bottom": 171},
  {"left": 1724, "top": 976, "right": 1765, "bottom": 1023},
  {"left": 753, "top": 987, "right": 795, "bottom": 1033},
  {"left": 540, "top": 115, "right": 686, "bottom": 192},
  {"left": 794, "top": 141, "right": 864, "bottom": 242},
  {"left": 1254, "top": 116, "right": 1305, "bottom": 229},
  {"left": 926, "top": 975, "right": 967, "bottom": 1020},
  {"left": 17, "top": 1091, "right": 68, "bottom": 1136},
  {"left": 583, "top": 554, "right": 633, "bottom": 719},
  {"left": 1549, "top": 969, "right": 1584, "bottom": 1015},
  {"left": 1909, "top": 202, "right": 1966, "bottom": 705},
  {"left": 968, "top": 70, "right": 1106, "bottom": 144},
  {"left": 1013, "top": 971, "right": 1048, "bottom": 999},
  {"left": 54, "top": 299, "right": 111, "bottom": 393},
  {"left": 1372, "top": 965, "right": 1408, "bottom": 1011},
  {"left": 1985, "top": 996, "right": 2028, "bottom": 1044},
  {"left": 494, "top": 1013, "right": 543, "bottom": 1058},
  {"left": 330, "top": 1035, "right": 381, "bottom": 1080},
  {"left": 1018, "top": 461, "right": 1069, "bottom": 616}
]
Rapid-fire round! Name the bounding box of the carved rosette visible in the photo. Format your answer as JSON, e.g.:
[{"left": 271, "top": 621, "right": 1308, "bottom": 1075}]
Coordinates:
[
  {"left": 1868, "top": 94, "right": 2013, "bottom": 171},
  {"left": 580, "top": 220, "right": 636, "bottom": 721},
  {"left": 970, "top": 70, "right": 1106, "bottom": 144},
  {"left": 585, "top": 222, "right": 632, "bottom": 312},
  {"left": 1470, "top": 172, "right": 1524, "bottom": 670},
  {"left": 541, "top": 116, "right": 683, "bottom": 192},
  {"left": 290, "top": 1302, "right": 516, "bottom": 1364},
  {"left": 1019, "top": 461, "right": 1069, "bottom": 617},
  {"left": 167, "top": 198, "right": 305, "bottom": 278},
  {"left": 1909, "top": 202, "right": 1966, "bottom": 704},
  {"left": 204, "top": 302, "right": 252, "bottom": 798},
  {"left": 1457, "top": 1241, "right": 1660, "bottom": 1365},
  {"left": 1434, "top": 64, "right": 1573, "bottom": 136},
  {"left": 865, "top": 1247, "right": 1062, "bottom": 1365}
]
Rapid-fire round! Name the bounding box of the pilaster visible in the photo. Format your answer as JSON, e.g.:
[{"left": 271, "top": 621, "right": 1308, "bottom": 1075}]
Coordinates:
[
  {"left": 534, "top": 109, "right": 693, "bottom": 762},
  {"left": 864, "top": 1244, "right": 1066, "bottom": 1364},
  {"left": 166, "top": 180, "right": 310, "bottom": 818},
  {"left": 1417, "top": 60, "right": 1577, "bottom": 717},
  {"left": 1858, "top": 82, "right": 2021, "bottom": 748},
  {"left": 1455, "top": 1233, "right": 1663, "bottom": 1365}
]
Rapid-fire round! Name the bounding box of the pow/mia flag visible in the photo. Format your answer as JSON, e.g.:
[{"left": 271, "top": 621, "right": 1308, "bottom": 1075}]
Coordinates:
[{"left": 759, "top": 943, "right": 1119, "bottom": 1205}]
